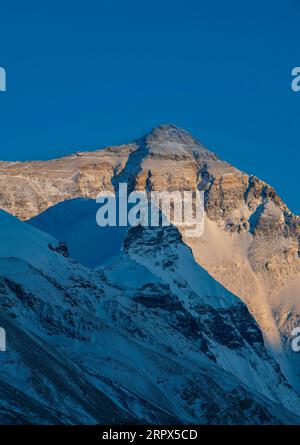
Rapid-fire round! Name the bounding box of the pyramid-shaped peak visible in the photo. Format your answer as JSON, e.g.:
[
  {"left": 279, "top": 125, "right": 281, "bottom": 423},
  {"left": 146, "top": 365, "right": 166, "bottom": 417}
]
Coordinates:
[
  {"left": 139, "top": 124, "right": 218, "bottom": 160},
  {"left": 148, "top": 124, "right": 198, "bottom": 144}
]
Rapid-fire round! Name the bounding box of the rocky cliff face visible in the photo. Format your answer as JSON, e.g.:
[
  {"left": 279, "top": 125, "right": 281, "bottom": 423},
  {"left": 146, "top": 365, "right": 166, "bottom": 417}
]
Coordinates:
[
  {"left": 1, "top": 124, "right": 300, "bottom": 413},
  {"left": 0, "top": 145, "right": 133, "bottom": 220}
]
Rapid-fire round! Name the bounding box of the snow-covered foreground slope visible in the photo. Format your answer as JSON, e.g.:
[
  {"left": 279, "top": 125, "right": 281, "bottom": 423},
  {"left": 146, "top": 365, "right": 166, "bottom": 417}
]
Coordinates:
[{"left": 0, "top": 210, "right": 300, "bottom": 424}]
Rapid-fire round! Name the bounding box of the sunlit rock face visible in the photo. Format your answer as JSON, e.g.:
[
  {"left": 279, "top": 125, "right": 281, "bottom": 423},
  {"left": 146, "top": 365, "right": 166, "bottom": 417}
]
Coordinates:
[
  {"left": 0, "top": 145, "right": 134, "bottom": 220},
  {"left": 1, "top": 124, "right": 300, "bottom": 393}
]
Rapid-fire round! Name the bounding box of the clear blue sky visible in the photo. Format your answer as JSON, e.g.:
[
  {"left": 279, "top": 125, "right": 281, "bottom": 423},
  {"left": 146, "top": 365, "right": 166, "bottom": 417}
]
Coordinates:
[{"left": 0, "top": 0, "right": 299, "bottom": 213}]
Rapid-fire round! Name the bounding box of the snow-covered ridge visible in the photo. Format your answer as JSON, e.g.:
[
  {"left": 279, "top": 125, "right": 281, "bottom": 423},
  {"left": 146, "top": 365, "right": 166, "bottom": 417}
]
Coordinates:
[{"left": 0, "top": 209, "right": 300, "bottom": 423}]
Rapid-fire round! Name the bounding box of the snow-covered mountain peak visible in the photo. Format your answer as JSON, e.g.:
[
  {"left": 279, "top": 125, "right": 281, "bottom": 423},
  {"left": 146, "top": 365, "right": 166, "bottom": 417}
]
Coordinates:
[
  {"left": 146, "top": 124, "right": 198, "bottom": 144},
  {"left": 1, "top": 125, "right": 300, "bottom": 423},
  {"left": 136, "top": 124, "right": 218, "bottom": 160}
]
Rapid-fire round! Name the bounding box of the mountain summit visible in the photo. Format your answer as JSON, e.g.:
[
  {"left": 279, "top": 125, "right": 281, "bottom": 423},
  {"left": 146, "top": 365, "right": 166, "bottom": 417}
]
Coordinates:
[
  {"left": 143, "top": 124, "right": 203, "bottom": 146},
  {"left": 0, "top": 125, "right": 300, "bottom": 418},
  {"left": 138, "top": 124, "right": 218, "bottom": 160}
]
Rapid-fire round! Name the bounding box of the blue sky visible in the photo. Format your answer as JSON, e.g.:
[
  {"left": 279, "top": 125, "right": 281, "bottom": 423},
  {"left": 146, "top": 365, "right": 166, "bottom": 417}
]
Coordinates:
[{"left": 0, "top": 0, "right": 299, "bottom": 213}]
